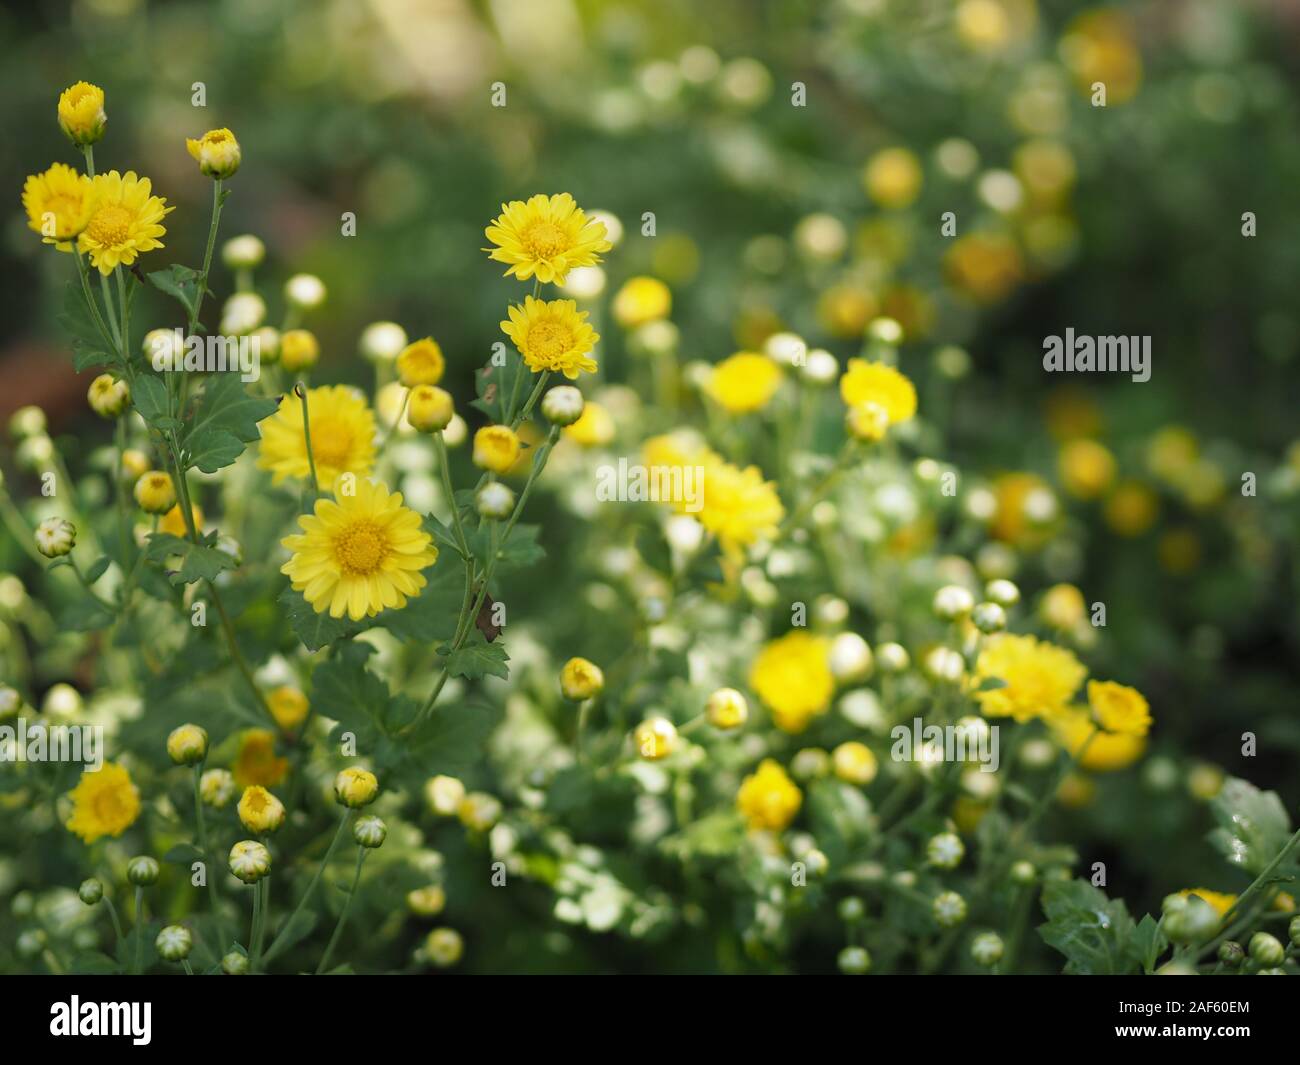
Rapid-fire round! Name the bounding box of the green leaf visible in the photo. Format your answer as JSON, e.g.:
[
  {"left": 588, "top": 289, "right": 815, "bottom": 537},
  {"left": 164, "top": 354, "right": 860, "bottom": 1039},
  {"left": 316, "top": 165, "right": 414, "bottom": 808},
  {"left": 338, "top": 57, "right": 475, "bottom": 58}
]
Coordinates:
[
  {"left": 163, "top": 843, "right": 204, "bottom": 865},
  {"left": 58, "top": 599, "right": 116, "bottom": 632},
  {"left": 71, "top": 951, "right": 121, "bottom": 975},
  {"left": 84, "top": 555, "right": 111, "bottom": 584},
  {"left": 1127, "top": 913, "right": 1169, "bottom": 974},
  {"left": 267, "top": 911, "right": 317, "bottom": 957},
  {"left": 975, "top": 676, "right": 1008, "bottom": 692},
  {"left": 146, "top": 532, "right": 237, "bottom": 585},
  {"left": 1037, "top": 878, "right": 1139, "bottom": 975},
  {"left": 148, "top": 264, "right": 201, "bottom": 319},
  {"left": 423, "top": 513, "right": 468, "bottom": 560},
  {"left": 439, "top": 637, "right": 510, "bottom": 681},
  {"left": 404, "top": 698, "right": 503, "bottom": 774},
  {"left": 1207, "top": 776, "right": 1294, "bottom": 876},
  {"left": 131, "top": 373, "right": 172, "bottom": 430},
  {"left": 310, "top": 641, "right": 391, "bottom": 738},
  {"left": 183, "top": 373, "right": 280, "bottom": 474},
  {"left": 58, "top": 280, "right": 118, "bottom": 372},
  {"left": 279, "top": 585, "right": 364, "bottom": 652}
]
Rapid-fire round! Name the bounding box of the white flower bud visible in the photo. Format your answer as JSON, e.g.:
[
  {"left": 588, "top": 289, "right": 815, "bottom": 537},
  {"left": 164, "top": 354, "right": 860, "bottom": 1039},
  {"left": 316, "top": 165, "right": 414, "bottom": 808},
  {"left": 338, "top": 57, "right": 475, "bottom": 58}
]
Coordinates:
[
  {"left": 875, "top": 642, "right": 910, "bottom": 673},
  {"left": 359, "top": 321, "right": 408, "bottom": 363},
  {"left": 926, "top": 832, "right": 965, "bottom": 870},
  {"left": 933, "top": 584, "right": 975, "bottom": 620},
  {"left": 971, "top": 601, "right": 1007, "bottom": 633},
  {"left": 541, "top": 386, "right": 585, "bottom": 427},
  {"left": 221, "top": 234, "right": 265, "bottom": 271},
  {"left": 801, "top": 348, "right": 839, "bottom": 385},
  {"left": 971, "top": 931, "right": 1004, "bottom": 966},
  {"left": 220, "top": 292, "right": 266, "bottom": 335},
  {"left": 284, "top": 273, "right": 326, "bottom": 310},
  {"left": 828, "top": 632, "right": 873, "bottom": 683},
  {"left": 476, "top": 482, "right": 515, "bottom": 520},
  {"left": 932, "top": 890, "right": 967, "bottom": 928},
  {"left": 35, "top": 517, "right": 76, "bottom": 558},
  {"left": 155, "top": 925, "right": 193, "bottom": 962},
  {"left": 354, "top": 815, "right": 387, "bottom": 849}
]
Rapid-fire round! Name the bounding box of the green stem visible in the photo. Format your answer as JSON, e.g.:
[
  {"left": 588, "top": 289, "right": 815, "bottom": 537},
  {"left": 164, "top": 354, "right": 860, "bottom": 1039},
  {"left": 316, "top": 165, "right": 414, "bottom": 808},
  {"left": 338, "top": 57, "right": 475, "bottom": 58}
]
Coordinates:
[
  {"left": 133, "top": 886, "right": 145, "bottom": 974},
  {"left": 249, "top": 881, "right": 264, "bottom": 971},
  {"left": 295, "top": 383, "right": 320, "bottom": 500},
  {"left": 378, "top": 386, "right": 410, "bottom": 454},
  {"left": 103, "top": 896, "right": 125, "bottom": 944},
  {"left": 193, "top": 766, "right": 228, "bottom": 946},
  {"left": 263, "top": 811, "right": 352, "bottom": 963},
  {"left": 434, "top": 434, "right": 471, "bottom": 558},
  {"left": 316, "top": 848, "right": 367, "bottom": 974},
  {"left": 189, "top": 179, "right": 224, "bottom": 332}
]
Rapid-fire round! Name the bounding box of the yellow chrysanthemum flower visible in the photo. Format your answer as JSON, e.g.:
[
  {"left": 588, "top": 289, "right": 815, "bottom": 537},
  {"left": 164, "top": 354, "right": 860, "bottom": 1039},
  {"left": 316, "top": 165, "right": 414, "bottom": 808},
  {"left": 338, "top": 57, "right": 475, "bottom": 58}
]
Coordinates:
[
  {"left": 563, "top": 401, "right": 615, "bottom": 447},
  {"left": 736, "top": 759, "right": 802, "bottom": 831},
  {"left": 749, "top": 631, "right": 834, "bottom": 733},
  {"left": 396, "top": 337, "right": 445, "bottom": 387},
  {"left": 281, "top": 477, "right": 437, "bottom": 621},
  {"left": 267, "top": 686, "right": 309, "bottom": 731},
  {"left": 22, "top": 163, "right": 97, "bottom": 247},
  {"left": 839, "top": 359, "right": 917, "bottom": 424},
  {"left": 612, "top": 276, "right": 672, "bottom": 328},
  {"left": 65, "top": 761, "right": 140, "bottom": 843},
  {"left": 1088, "top": 679, "right": 1152, "bottom": 737},
  {"left": 1178, "top": 889, "right": 1236, "bottom": 917},
  {"left": 698, "top": 456, "right": 784, "bottom": 558},
  {"left": 237, "top": 785, "right": 285, "bottom": 834},
  {"left": 159, "top": 502, "right": 202, "bottom": 539},
  {"left": 279, "top": 329, "right": 320, "bottom": 373},
  {"left": 484, "top": 193, "right": 611, "bottom": 284},
  {"left": 258, "top": 384, "right": 376, "bottom": 488},
  {"left": 973, "top": 633, "right": 1087, "bottom": 723},
  {"left": 559, "top": 657, "right": 604, "bottom": 701},
  {"left": 186, "top": 128, "right": 241, "bottom": 179},
  {"left": 1049, "top": 706, "right": 1145, "bottom": 771},
  {"left": 77, "top": 171, "right": 172, "bottom": 276},
  {"left": 472, "top": 425, "right": 522, "bottom": 475},
  {"left": 57, "top": 81, "right": 106, "bottom": 146},
  {"left": 233, "top": 729, "right": 289, "bottom": 788},
  {"left": 500, "top": 296, "right": 599, "bottom": 379},
  {"left": 706, "top": 352, "right": 783, "bottom": 413}
]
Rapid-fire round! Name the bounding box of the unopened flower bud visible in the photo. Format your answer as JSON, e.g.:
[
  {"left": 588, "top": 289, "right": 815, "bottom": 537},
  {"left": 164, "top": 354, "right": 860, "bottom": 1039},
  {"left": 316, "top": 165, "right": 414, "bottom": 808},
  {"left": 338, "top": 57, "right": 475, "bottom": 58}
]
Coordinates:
[
  {"left": 35, "top": 517, "right": 76, "bottom": 558},
  {"left": 837, "top": 945, "right": 871, "bottom": 974},
  {"left": 186, "top": 128, "right": 241, "bottom": 179},
  {"left": 407, "top": 386, "right": 454, "bottom": 433},
  {"left": 933, "top": 584, "right": 975, "bottom": 620},
  {"left": 87, "top": 374, "right": 130, "bottom": 418},
  {"left": 932, "top": 890, "right": 967, "bottom": 928},
  {"left": 828, "top": 632, "right": 873, "bottom": 683},
  {"left": 58, "top": 82, "right": 106, "bottom": 146},
  {"left": 127, "top": 856, "right": 160, "bottom": 886},
  {"left": 634, "top": 716, "right": 677, "bottom": 760},
  {"left": 875, "top": 642, "right": 910, "bottom": 673},
  {"left": 354, "top": 815, "right": 387, "bottom": 849},
  {"left": 971, "top": 931, "right": 1004, "bottom": 966},
  {"left": 166, "top": 724, "right": 208, "bottom": 766},
  {"left": 476, "top": 481, "right": 515, "bottom": 520},
  {"left": 984, "top": 578, "right": 1020, "bottom": 606},
  {"left": 541, "top": 386, "right": 585, "bottom": 427},
  {"left": 200, "top": 768, "right": 236, "bottom": 808},
  {"left": 407, "top": 885, "right": 446, "bottom": 916},
  {"left": 971, "top": 601, "right": 1006, "bottom": 633},
  {"left": 238, "top": 785, "right": 286, "bottom": 833},
  {"left": 284, "top": 273, "right": 326, "bottom": 310},
  {"left": 425, "top": 775, "right": 465, "bottom": 816},
  {"left": 222, "top": 950, "right": 250, "bottom": 974},
  {"left": 134, "top": 471, "right": 176, "bottom": 514},
  {"left": 155, "top": 925, "right": 193, "bottom": 961},
  {"left": 472, "top": 425, "right": 521, "bottom": 475},
  {"left": 222, "top": 234, "right": 265, "bottom": 271},
  {"left": 1218, "top": 941, "right": 1245, "bottom": 967},
  {"left": 424, "top": 927, "right": 463, "bottom": 967},
  {"left": 78, "top": 878, "right": 103, "bottom": 906},
  {"left": 279, "top": 329, "right": 319, "bottom": 373},
  {"left": 359, "top": 321, "right": 407, "bottom": 363},
  {"left": 559, "top": 657, "right": 604, "bottom": 701},
  {"left": 229, "top": 840, "right": 271, "bottom": 884},
  {"left": 705, "top": 687, "right": 748, "bottom": 730},
  {"left": 334, "top": 767, "right": 379, "bottom": 808},
  {"left": 1249, "top": 931, "right": 1285, "bottom": 967},
  {"left": 926, "top": 832, "right": 965, "bottom": 870},
  {"left": 10, "top": 405, "right": 47, "bottom": 439}
]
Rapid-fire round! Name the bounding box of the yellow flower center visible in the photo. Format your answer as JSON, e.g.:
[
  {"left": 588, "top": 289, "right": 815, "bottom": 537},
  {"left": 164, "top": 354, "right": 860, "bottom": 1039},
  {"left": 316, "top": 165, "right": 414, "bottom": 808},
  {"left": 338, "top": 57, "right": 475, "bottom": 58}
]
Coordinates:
[
  {"left": 526, "top": 320, "right": 573, "bottom": 361},
  {"left": 86, "top": 204, "right": 132, "bottom": 248},
  {"left": 523, "top": 220, "right": 566, "bottom": 259},
  {"left": 92, "top": 787, "right": 128, "bottom": 823},
  {"left": 334, "top": 521, "right": 388, "bottom": 575},
  {"left": 311, "top": 418, "right": 353, "bottom": 468}
]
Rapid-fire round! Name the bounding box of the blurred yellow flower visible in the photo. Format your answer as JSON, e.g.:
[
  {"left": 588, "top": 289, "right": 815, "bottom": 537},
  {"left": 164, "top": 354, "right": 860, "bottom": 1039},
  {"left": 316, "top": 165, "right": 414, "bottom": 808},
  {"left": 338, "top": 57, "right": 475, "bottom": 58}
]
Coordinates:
[
  {"left": 817, "top": 283, "right": 877, "bottom": 338},
  {"left": 267, "top": 686, "right": 309, "bottom": 731},
  {"left": 706, "top": 352, "right": 782, "bottom": 413},
  {"left": 65, "top": 762, "right": 140, "bottom": 843},
  {"left": 697, "top": 456, "right": 784, "bottom": 558},
  {"left": 159, "top": 502, "right": 202, "bottom": 539},
  {"left": 839, "top": 359, "right": 917, "bottom": 424},
  {"left": 1088, "top": 679, "right": 1151, "bottom": 737},
  {"left": 22, "top": 163, "right": 97, "bottom": 247},
  {"left": 1058, "top": 438, "right": 1116, "bottom": 499},
  {"left": 186, "top": 128, "right": 241, "bottom": 179},
  {"left": 281, "top": 477, "right": 437, "bottom": 620},
  {"left": 832, "top": 741, "right": 878, "bottom": 786},
  {"left": 563, "top": 401, "right": 615, "bottom": 447},
  {"left": 1061, "top": 9, "right": 1142, "bottom": 105},
  {"left": 612, "top": 276, "right": 671, "bottom": 328},
  {"left": 279, "top": 329, "right": 320, "bottom": 373},
  {"left": 1178, "top": 889, "right": 1235, "bottom": 917},
  {"left": 737, "top": 759, "right": 802, "bottom": 831},
  {"left": 1050, "top": 706, "right": 1145, "bottom": 771},
  {"left": 974, "top": 633, "right": 1086, "bottom": 723},
  {"left": 1103, "top": 480, "right": 1158, "bottom": 537},
  {"left": 945, "top": 232, "right": 1023, "bottom": 303},
  {"left": 334, "top": 767, "right": 380, "bottom": 808},
  {"left": 500, "top": 296, "right": 599, "bottom": 379},
  {"left": 749, "top": 631, "right": 833, "bottom": 733},
  {"left": 78, "top": 171, "right": 172, "bottom": 276},
  {"left": 862, "top": 147, "right": 922, "bottom": 209},
  {"left": 396, "top": 337, "right": 445, "bottom": 387},
  {"left": 990, "top": 471, "right": 1057, "bottom": 546},
  {"left": 234, "top": 729, "right": 289, "bottom": 788},
  {"left": 258, "top": 384, "right": 376, "bottom": 488},
  {"left": 484, "top": 193, "right": 611, "bottom": 284},
  {"left": 57, "top": 81, "right": 106, "bottom": 145},
  {"left": 237, "top": 785, "right": 285, "bottom": 833},
  {"left": 1039, "top": 583, "right": 1085, "bottom": 630},
  {"left": 559, "top": 656, "right": 604, "bottom": 701}
]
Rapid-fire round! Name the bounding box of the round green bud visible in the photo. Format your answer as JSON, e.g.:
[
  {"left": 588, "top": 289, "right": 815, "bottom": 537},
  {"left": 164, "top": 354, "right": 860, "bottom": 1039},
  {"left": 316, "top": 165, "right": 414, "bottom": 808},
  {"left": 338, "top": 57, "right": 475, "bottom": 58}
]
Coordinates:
[
  {"left": 1249, "top": 931, "right": 1285, "bottom": 967},
  {"left": 837, "top": 946, "right": 871, "bottom": 974},
  {"left": 971, "top": 931, "right": 1004, "bottom": 966},
  {"left": 1217, "top": 941, "right": 1245, "bottom": 968},
  {"left": 155, "top": 925, "right": 193, "bottom": 962},
  {"left": 837, "top": 897, "right": 865, "bottom": 922},
  {"left": 354, "top": 815, "right": 387, "bottom": 849},
  {"left": 222, "top": 951, "right": 250, "bottom": 975},
  {"left": 78, "top": 878, "right": 104, "bottom": 906},
  {"left": 126, "top": 856, "right": 160, "bottom": 886}
]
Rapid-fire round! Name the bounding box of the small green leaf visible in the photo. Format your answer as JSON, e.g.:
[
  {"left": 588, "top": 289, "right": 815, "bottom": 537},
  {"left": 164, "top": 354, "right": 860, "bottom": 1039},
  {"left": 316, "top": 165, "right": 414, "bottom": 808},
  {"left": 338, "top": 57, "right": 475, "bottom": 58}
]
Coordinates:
[
  {"left": 279, "top": 585, "right": 364, "bottom": 651},
  {"left": 58, "top": 280, "right": 118, "bottom": 372},
  {"left": 148, "top": 264, "right": 201, "bottom": 318},
  {"left": 1207, "top": 776, "right": 1294, "bottom": 876},
  {"left": 84, "top": 556, "right": 111, "bottom": 584},
  {"left": 439, "top": 637, "right": 510, "bottom": 681},
  {"left": 131, "top": 373, "right": 172, "bottom": 429},
  {"left": 163, "top": 843, "right": 205, "bottom": 865},
  {"left": 1037, "top": 878, "right": 1139, "bottom": 975},
  {"left": 183, "top": 374, "right": 280, "bottom": 474}
]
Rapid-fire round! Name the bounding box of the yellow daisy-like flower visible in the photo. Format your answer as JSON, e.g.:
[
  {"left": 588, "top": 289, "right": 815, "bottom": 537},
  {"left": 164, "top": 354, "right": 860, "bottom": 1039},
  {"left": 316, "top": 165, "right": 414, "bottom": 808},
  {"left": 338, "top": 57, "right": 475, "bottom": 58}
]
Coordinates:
[
  {"left": 839, "top": 359, "right": 917, "bottom": 424},
  {"left": 1049, "top": 706, "right": 1145, "bottom": 771},
  {"left": 500, "top": 296, "right": 599, "bottom": 379},
  {"left": 233, "top": 729, "right": 289, "bottom": 788},
  {"left": 78, "top": 171, "right": 172, "bottom": 276},
  {"left": 258, "top": 384, "right": 376, "bottom": 488},
  {"left": 186, "top": 128, "right": 241, "bottom": 179},
  {"left": 973, "top": 633, "right": 1087, "bottom": 723},
  {"left": 281, "top": 477, "right": 438, "bottom": 621},
  {"left": 698, "top": 456, "right": 785, "bottom": 558},
  {"left": 706, "top": 352, "right": 783, "bottom": 413},
  {"left": 65, "top": 761, "right": 140, "bottom": 843},
  {"left": 736, "top": 759, "right": 802, "bottom": 831},
  {"left": 22, "top": 163, "right": 97, "bottom": 247},
  {"left": 57, "top": 81, "right": 106, "bottom": 146},
  {"left": 396, "top": 337, "right": 445, "bottom": 387},
  {"left": 563, "top": 401, "right": 615, "bottom": 447},
  {"left": 159, "top": 502, "right": 202, "bottom": 539},
  {"left": 484, "top": 192, "right": 611, "bottom": 284},
  {"left": 748, "top": 631, "right": 834, "bottom": 733},
  {"left": 1088, "top": 679, "right": 1152, "bottom": 737},
  {"left": 612, "top": 276, "right": 672, "bottom": 328},
  {"left": 267, "top": 686, "right": 309, "bottom": 731}
]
